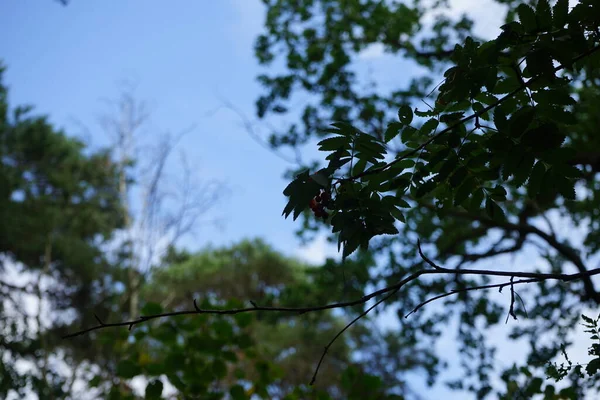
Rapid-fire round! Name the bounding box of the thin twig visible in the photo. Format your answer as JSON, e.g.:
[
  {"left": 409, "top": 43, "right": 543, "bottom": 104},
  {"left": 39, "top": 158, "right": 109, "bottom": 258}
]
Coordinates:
[
  {"left": 310, "top": 286, "right": 401, "bottom": 385},
  {"left": 405, "top": 277, "right": 541, "bottom": 318}
]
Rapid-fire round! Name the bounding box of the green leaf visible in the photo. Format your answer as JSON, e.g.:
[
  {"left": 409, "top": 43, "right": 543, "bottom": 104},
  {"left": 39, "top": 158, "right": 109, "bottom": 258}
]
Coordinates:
[
  {"left": 282, "top": 171, "right": 322, "bottom": 220},
  {"left": 88, "top": 375, "right": 102, "bottom": 388},
  {"left": 213, "top": 320, "right": 234, "bottom": 340},
  {"left": 310, "top": 170, "right": 330, "bottom": 187},
  {"left": 331, "top": 121, "right": 358, "bottom": 136},
  {"left": 437, "top": 154, "right": 459, "bottom": 181},
  {"left": 318, "top": 135, "right": 350, "bottom": 151},
  {"left": 532, "top": 89, "right": 575, "bottom": 106},
  {"left": 389, "top": 206, "right": 406, "bottom": 223},
  {"left": 415, "top": 108, "right": 436, "bottom": 117},
  {"left": 469, "top": 187, "right": 485, "bottom": 211},
  {"left": 485, "top": 198, "right": 506, "bottom": 222},
  {"left": 454, "top": 177, "right": 477, "bottom": 206},
  {"left": 230, "top": 385, "right": 248, "bottom": 400},
  {"left": 440, "top": 112, "right": 465, "bottom": 124},
  {"left": 116, "top": 359, "right": 141, "bottom": 379},
  {"left": 394, "top": 197, "right": 411, "bottom": 208},
  {"left": 385, "top": 122, "right": 404, "bottom": 142},
  {"left": 538, "top": 167, "right": 557, "bottom": 201},
  {"left": 548, "top": 108, "right": 577, "bottom": 125},
  {"left": 517, "top": 4, "right": 537, "bottom": 32},
  {"left": 213, "top": 359, "right": 228, "bottom": 378},
  {"left": 475, "top": 92, "right": 499, "bottom": 105},
  {"left": 419, "top": 118, "right": 439, "bottom": 136},
  {"left": 525, "top": 377, "right": 543, "bottom": 395},
  {"left": 535, "top": 0, "right": 552, "bottom": 31},
  {"left": 145, "top": 379, "right": 164, "bottom": 399},
  {"left": 526, "top": 49, "right": 555, "bottom": 79},
  {"left": 488, "top": 185, "right": 507, "bottom": 202},
  {"left": 415, "top": 180, "right": 436, "bottom": 198},
  {"left": 521, "top": 122, "right": 565, "bottom": 151},
  {"left": 355, "top": 135, "right": 387, "bottom": 159},
  {"left": 494, "top": 107, "right": 509, "bottom": 132},
  {"left": 428, "top": 147, "right": 452, "bottom": 169},
  {"left": 492, "top": 75, "right": 521, "bottom": 94},
  {"left": 528, "top": 161, "right": 546, "bottom": 197},
  {"left": 449, "top": 166, "right": 468, "bottom": 188},
  {"left": 509, "top": 106, "right": 535, "bottom": 137},
  {"left": 586, "top": 358, "right": 600, "bottom": 376},
  {"left": 141, "top": 302, "right": 163, "bottom": 316},
  {"left": 401, "top": 126, "right": 418, "bottom": 143},
  {"left": 398, "top": 105, "right": 413, "bottom": 125},
  {"left": 556, "top": 175, "right": 576, "bottom": 200},
  {"left": 512, "top": 153, "right": 535, "bottom": 187},
  {"left": 343, "top": 236, "right": 361, "bottom": 259},
  {"left": 352, "top": 158, "right": 368, "bottom": 176},
  {"left": 552, "top": 0, "right": 568, "bottom": 28}
]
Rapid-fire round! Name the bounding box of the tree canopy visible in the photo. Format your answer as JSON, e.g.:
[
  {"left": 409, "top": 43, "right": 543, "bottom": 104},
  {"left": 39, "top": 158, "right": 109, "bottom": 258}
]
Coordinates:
[{"left": 260, "top": 0, "right": 600, "bottom": 397}]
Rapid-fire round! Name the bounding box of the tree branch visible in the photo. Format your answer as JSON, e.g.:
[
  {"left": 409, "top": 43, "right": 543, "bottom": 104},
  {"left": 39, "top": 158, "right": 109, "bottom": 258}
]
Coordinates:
[
  {"left": 63, "top": 240, "right": 600, "bottom": 385},
  {"left": 405, "top": 276, "right": 541, "bottom": 318},
  {"left": 422, "top": 204, "right": 600, "bottom": 302},
  {"left": 343, "top": 44, "right": 600, "bottom": 183},
  {"left": 64, "top": 260, "right": 600, "bottom": 339},
  {"left": 310, "top": 286, "right": 400, "bottom": 385}
]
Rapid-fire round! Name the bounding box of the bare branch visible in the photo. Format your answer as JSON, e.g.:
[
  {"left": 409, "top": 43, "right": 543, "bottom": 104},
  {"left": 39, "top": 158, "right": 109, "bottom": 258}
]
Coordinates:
[
  {"left": 62, "top": 240, "right": 600, "bottom": 384},
  {"left": 64, "top": 261, "right": 600, "bottom": 338},
  {"left": 423, "top": 204, "right": 599, "bottom": 301},
  {"left": 405, "top": 277, "right": 541, "bottom": 318},
  {"left": 213, "top": 97, "right": 302, "bottom": 165},
  {"left": 310, "top": 286, "right": 400, "bottom": 385}
]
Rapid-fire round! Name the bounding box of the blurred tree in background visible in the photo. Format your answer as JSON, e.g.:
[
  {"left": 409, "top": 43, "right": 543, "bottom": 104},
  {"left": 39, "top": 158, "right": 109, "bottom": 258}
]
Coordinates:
[
  {"left": 0, "top": 63, "right": 126, "bottom": 398},
  {"left": 0, "top": 64, "right": 398, "bottom": 399}
]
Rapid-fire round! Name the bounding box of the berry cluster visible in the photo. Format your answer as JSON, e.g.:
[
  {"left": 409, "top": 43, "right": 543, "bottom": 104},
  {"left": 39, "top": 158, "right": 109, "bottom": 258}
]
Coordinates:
[{"left": 309, "top": 190, "right": 331, "bottom": 220}]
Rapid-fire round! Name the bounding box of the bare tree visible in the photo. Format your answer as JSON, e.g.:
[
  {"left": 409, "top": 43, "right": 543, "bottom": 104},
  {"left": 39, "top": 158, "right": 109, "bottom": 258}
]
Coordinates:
[{"left": 98, "top": 82, "right": 226, "bottom": 316}]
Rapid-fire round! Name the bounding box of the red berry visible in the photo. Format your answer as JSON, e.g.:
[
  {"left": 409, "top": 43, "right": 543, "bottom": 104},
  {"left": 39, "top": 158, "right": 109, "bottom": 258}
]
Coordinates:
[{"left": 309, "top": 198, "right": 318, "bottom": 209}]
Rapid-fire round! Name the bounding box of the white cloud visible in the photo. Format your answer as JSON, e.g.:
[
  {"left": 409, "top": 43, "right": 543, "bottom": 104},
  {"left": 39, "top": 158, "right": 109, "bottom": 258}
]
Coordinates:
[
  {"left": 358, "top": 43, "right": 386, "bottom": 60},
  {"left": 295, "top": 234, "right": 338, "bottom": 265},
  {"left": 448, "top": 0, "right": 506, "bottom": 39}
]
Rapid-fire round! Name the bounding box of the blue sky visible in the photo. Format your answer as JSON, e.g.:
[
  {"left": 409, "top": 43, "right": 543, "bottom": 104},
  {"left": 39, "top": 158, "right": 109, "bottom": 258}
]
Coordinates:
[
  {"left": 0, "top": 0, "right": 506, "bottom": 260},
  {"left": 0, "top": 0, "right": 316, "bottom": 260}
]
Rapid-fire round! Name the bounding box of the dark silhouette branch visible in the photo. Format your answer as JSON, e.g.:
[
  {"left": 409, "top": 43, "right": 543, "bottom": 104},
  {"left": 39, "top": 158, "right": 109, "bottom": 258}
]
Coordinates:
[
  {"left": 421, "top": 203, "right": 600, "bottom": 302},
  {"left": 570, "top": 151, "right": 600, "bottom": 173},
  {"left": 341, "top": 44, "right": 600, "bottom": 183},
  {"left": 64, "top": 239, "right": 600, "bottom": 385},
  {"left": 63, "top": 267, "right": 600, "bottom": 340},
  {"left": 405, "top": 276, "right": 541, "bottom": 318},
  {"left": 310, "top": 286, "right": 400, "bottom": 385}
]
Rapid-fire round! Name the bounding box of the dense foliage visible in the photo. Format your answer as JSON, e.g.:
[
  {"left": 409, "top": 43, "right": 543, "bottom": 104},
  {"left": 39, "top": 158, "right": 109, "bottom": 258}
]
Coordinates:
[
  {"left": 0, "top": 63, "right": 126, "bottom": 397},
  {"left": 258, "top": 0, "right": 600, "bottom": 397}
]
